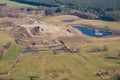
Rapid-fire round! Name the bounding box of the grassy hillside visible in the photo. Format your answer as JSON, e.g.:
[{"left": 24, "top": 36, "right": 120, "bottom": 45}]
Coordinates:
[
  {"left": 2, "top": 41, "right": 120, "bottom": 80},
  {"left": 0, "top": 0, "right": 34, "bottom": 7},
  {"left": 0, "top": 31, "right": 13, "bottom": 45},
  {"left": 0, "top": 31, "right": 24, "bottom": 72}
]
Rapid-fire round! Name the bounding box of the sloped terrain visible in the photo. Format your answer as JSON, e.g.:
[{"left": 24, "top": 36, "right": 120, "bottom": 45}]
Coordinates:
[{"left": 0, "top": 31, "right": 23, "bottom": 73}]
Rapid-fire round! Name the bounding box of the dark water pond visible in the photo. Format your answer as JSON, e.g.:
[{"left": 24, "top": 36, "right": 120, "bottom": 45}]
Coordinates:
[
  {"left": 73, "top": 26, "right": 113, "bottom": 38},
  {"left": 62, "top": 19, "right": 75, "bottom": 22},
  {"left": 22, "top": 47, "right": 32, "bottom": 53}
]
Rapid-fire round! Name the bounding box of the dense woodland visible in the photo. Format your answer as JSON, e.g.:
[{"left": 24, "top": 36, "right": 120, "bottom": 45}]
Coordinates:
[{"left": 7, "top": 0, "right": 120, "bottom": 21}]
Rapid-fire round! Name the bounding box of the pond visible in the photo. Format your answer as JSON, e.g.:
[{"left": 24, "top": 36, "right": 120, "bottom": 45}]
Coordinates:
[
  {"left": 22, "top": 47, "right": 32, "bottom": 53},
  {"left": 62, "top": 19, "right": 75, "bottom": 22},
  {"left": 73, "top": 26, "right": 113, "bottom": 38}
]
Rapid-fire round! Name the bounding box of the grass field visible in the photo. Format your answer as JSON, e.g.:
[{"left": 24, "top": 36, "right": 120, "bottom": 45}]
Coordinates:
[
  {"left": 0, "top": 31, "right": 24, "bottom": 72},
  {"left": 7, "top": 42, "right": 120, "bottom": 80},
  {"left": 0, "top": 40, "right": 119, "bottom": 80},
  {"left": 0, "top": 0, "right": 34, "bottom": 7}
]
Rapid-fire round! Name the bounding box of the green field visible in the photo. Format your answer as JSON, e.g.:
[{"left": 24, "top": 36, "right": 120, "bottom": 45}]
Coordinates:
[
  {"left": 6, "top": 41, "right": 120, "bottom": 80},
  {"left": 0, "top": 0, "right": 34, "bottom": 7},
  {"left": 0, "top": 31, "right": 24, "bottom": 72}
]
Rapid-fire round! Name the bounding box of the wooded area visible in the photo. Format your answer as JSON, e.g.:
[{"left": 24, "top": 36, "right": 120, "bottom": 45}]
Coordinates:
[{"left": 11, "top": 0, "right": 120, "bottom": 21}]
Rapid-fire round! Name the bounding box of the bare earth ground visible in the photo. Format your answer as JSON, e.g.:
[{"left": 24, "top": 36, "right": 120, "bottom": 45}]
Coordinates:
[{"left": 6, "top": 18, "right": 90, "bottom": 46}]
